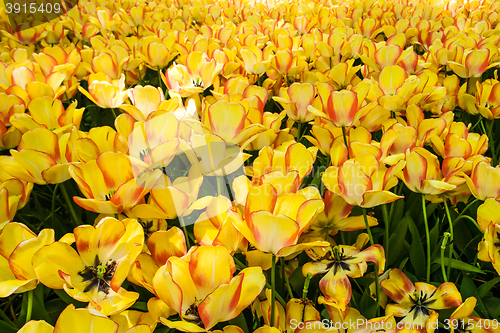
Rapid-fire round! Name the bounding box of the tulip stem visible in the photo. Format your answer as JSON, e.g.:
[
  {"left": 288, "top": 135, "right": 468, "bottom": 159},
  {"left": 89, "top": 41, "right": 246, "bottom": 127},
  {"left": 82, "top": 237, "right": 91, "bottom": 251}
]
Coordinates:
[
  {"left": 60, "top": 182, "right": 80, "bottom": 227},
  {"left": 453, "top": 198, "right": 479, "bottom": 224},
  {"left": 488, "top": 119, "right": 497, "bottom": 165},
  {"left": 303, "top": 272, "right": 312, "bottom": 299},
  {"left": 270, "top": 254, "right": 276, "bottom": 328},
  {"left": 362, "top": 208, "right": 380, "bottom": 317},
  {"left": 297, "top": 122, "right": 303, "bottom": 142},
  {"left": 381, "top": 204, "right": 390, "bottom": 260},
  {"left": 234, "top": 256, "right": 287, "bottom": 307},
  {"left": 179, "top": 216, "right": 191, "bottom": 248},
  {"left": 52, "top": 183, "right": 59, "bottom": 227},
  {"left": 280, "top": 257, "right": 294, "bottom": 300},
  {"left": 26, "top": 290, "right": 33, "bottom": 322},
  {"left": 440, "top": 232, "right": 451, "bottom": 282},
  {"left": 442, "top": 195, "right": 454, "bottom": 279},
  {"left": 341, "top": 127, "right": 350, "bottom": 159},
  {"left": 421, "top": 194, "right": 431, "bottom": 282}
]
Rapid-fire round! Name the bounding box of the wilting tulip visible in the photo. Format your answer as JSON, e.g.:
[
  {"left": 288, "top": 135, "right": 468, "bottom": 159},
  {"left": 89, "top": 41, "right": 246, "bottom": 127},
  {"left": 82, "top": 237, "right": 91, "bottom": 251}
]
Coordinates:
[
  {"left": 33, "top": 217, "right": 143, "bottom": 315},
  {"left": 303, "top": 236, "right": 385, "bottom": 311},
  {"left": 0, "top": 223, "right": 54, "bottom": 297},
  {"left": 78, "top": 73, "right": 129, "bottom": 109},
  {"left": 381, "top": 269, "right": 462, "bottom": 333},
  {"left": 322, "top": 154, "right": 404, "bottom": 208},
  {"left": 153, "top": 245, "right": 266, "bottom": 332}
]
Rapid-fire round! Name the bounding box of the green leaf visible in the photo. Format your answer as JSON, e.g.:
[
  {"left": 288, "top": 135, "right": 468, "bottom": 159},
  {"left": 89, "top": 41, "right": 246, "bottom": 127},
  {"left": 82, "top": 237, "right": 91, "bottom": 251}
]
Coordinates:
[
  {"left": 53, "top": 289, "right": 87, "bottom": 308},
  {"left": 387, "top": 213, "right": 409, "bottom": 266},
  {"left": 477, "top": 277, "right": 500, "bottom": 298},
  {"left": 460, "top": 276, "right": 488, "bottom": 317},
  {"left": 228, "top": 312, "right": 249, "bottom": 333},
  {"left": 407, "top": 215, "right": 425, "bottom": 276},
  {"left": 431, "top": 258, "right": 485, "bottom": 274},
  {"left": 0, "top": 321, "right": 17, "bottom": 333},
  {"left": 482, "top": 296, "right": 500, "bottom": 319}
]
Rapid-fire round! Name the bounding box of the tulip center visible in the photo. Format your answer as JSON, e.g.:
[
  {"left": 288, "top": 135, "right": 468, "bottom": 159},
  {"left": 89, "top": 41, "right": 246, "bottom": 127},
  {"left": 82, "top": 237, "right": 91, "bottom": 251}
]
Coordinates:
[
  {"left": 409, "top": 290, "right": 435, "bottom": 316},
  {"left": 494, "top": 232, "right": 500, "bottom": 253},
  {"left": 105, "top": 189, "right": 116, "bottom": 201},
  {"left": 78, "top": 255, "right": 117, "bottom": 294},
  {"left": 327, "top": 247, "right": 352, "bottom": 274},
  {"left": 192, "top": 77, "right": 203, "bottom": 88},
  {"left": 184, "top": 302, "right": 203, "bottom": 327}
]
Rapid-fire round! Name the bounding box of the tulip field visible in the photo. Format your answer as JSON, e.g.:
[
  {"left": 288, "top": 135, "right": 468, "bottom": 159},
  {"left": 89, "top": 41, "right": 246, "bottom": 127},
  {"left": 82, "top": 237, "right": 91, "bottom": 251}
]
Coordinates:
[{"left": 2, "top": 0, "right": 500, "bottom": 331}]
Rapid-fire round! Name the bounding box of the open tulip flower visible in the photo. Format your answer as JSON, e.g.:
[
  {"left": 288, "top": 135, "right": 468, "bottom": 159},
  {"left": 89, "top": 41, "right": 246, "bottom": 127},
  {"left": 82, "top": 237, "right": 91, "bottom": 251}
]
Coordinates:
[
  {"left": 381, "top": 269, "right": 462, "bottom": 333},
  {"left": 322, "top": 153, "right": 404, "bottom": 208},
  {"left": 447, "top": 297, "right": 500, "bottom": 333},
  {"left": 309, "top": 190, "right": 378, "bottom": 237},
  {"left": 231, "top": 181, "right": 328, "bottom": 257},
  {"left": 163, "top": 51, "right": 223, "bottom": 97},
  {"left": 78, "top": 73, "right": 129, "bottom": 109},
  {"left": 193, "top": 196, "right": 248, "bottom": 253},
  {"left": 0, "top": 222, "right": 54, "bottom": 297},
  {"left": 461, "top": 159, "right": 500, "bottom": 200},
  {"left": 307, "top": 84, "right": 375, "bottom": 128},
  {"left": 17, "top": 303, "right": 152, "bottom": 333},
  {"left": 0, "top": 127, "right": 80, "bottom": 184},
  {"left": 3, "top": 0, "right": 500, "bottom": 330},
  {"left": 477, "top": 222, "right": 500, "bottom": 276},
  {"left": 119, "top": 85, "right": 166, "bottom": 121},
  {"left": 397, "top": 147, "right": 457, "bottom": 196},
  {"left": 10, "top": 97, "right": 84, "bottom": 136},
  {"left": 302, "top": 234, "right": 385, "bottom": 311},
  {"left": 153, "top": 245, "right": 266, "bottom": 332},
  {"left": 33, "top": 217, "right": 144, "bottom": 315},
  {"left": 69, "top": 152, "right": 160, "bottom": 214},
  {"left": 130, "top": 226, "right": 187, "bottom": 294},
  {"left": 447, "top": 49, "right": 499, "bottom": 79},
  {"left": 0, "top": 167, "right": 33, "bottom": 227}
]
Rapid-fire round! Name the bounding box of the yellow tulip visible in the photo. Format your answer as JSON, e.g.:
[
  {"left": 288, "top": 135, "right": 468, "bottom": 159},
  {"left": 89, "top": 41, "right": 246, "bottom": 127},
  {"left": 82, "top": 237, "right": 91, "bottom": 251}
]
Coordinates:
[
  {"left": 0, "top": 222, "right": 54, "bottom": 297},
  {"left": 69, "top": 151, "right": 160, "bottom": 214},
  {"left": 323, "top": 154, "right": 404, "bottom": 208},
  {"left": 33, "top": 217, "right": 143, "bottom": 315},
  {"left": 0, "top": 167, "right": 33, "bottom": 227},
  {"left": 153, "top": 245, "right": 266, "bottom": 331},
  {"left": 78, "top": 73, "right": 129, "bottom": 109}
]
